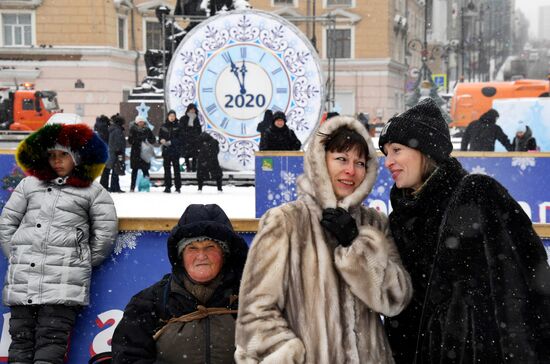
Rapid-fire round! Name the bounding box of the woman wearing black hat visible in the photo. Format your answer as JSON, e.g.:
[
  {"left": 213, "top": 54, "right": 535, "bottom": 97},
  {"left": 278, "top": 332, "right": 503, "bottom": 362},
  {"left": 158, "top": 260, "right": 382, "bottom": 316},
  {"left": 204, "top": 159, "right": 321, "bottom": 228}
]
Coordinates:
[
  {"left": 112, "top": 204, "right": 248, "bottom": 363},
  {"left": 379, "top": 98, "right": 550, "bottom": 363},
  {"left": 258, "top": 111, "right": 301, "bottom": 151}
]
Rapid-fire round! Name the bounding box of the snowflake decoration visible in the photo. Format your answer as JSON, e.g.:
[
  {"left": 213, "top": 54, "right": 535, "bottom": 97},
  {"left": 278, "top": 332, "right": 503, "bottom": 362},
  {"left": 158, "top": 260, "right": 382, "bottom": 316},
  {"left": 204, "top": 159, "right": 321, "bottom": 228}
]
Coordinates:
[
  {"left": 266, "top": 171, "right": 298, "bottom": 206},
  {"left": 281, "top": 171, "right": 296, "bottom": 185},
  {"left": 114, "top": 232, "right": 141, "bottom": 255},
  {"left": 511, "top": 157, "right": 535, "bottom": 171},
  {"left": 470, "top": 166, "right": 488, "bottom": 175}
]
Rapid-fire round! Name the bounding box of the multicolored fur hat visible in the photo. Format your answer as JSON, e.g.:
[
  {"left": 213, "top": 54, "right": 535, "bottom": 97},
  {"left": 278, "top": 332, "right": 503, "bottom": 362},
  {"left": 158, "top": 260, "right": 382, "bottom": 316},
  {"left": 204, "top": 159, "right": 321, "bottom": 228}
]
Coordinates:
[{"left": 16, "top": 123, "right": 108, "bottom": 187}]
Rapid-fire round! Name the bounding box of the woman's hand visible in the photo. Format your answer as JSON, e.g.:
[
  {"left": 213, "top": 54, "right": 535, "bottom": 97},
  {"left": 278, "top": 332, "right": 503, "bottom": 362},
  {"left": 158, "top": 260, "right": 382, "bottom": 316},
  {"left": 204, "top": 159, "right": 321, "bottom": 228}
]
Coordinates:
[{"left": 320, "top": 207, "right": 358, "bottom": 247}]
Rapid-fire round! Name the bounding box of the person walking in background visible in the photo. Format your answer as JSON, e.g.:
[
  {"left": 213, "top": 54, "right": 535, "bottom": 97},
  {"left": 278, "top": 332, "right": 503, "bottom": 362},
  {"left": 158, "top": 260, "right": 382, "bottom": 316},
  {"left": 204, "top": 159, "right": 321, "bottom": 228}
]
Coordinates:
[
  {"left": 112, "top": 204, "right": 248, "bottom": 363},
  {"left": 256, "top": 109, "right": 273, "bottom": 134},
  {"left": 159, "top": 110, "right": 182, "bottom": 193},
  {"left": 512, "top": 120, "right": 538, "bottom": 151},
  {"left": 196, "top": 131, "right": 223, "bottom": 192},
  {"left": 179, "top": 103, "right": 202, "bottom": 172},
  {"left": 94, "top": 114, "right": 110, "bottom": 144},
  {"left": 460, "top": 108, "right": 513, "bottom": 151},
  {"left": 128, "top": 115, "right": 156, "bottom": 192},
  {"left": 235, "top": 116, "right": 412, "bottom": 363},
  {"left": 379, "top": 98, "right": 550, "bottom": 363},
  {"left": 259, "top": 111, "right": 301, "bottom": 151},
  {"left": 100, "top": 114, "right": 126, "bottom": 193},
  {"left": 0, "top": 123, "right": 118, "bottom": 363}
]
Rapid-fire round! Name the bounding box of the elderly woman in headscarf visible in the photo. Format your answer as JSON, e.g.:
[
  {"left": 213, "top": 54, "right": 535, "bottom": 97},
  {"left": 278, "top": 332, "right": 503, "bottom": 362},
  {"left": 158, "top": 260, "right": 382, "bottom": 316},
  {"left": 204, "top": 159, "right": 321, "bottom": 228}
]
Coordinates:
[{"left": 112, "top": 204, "right": 248, "bottom": 363}]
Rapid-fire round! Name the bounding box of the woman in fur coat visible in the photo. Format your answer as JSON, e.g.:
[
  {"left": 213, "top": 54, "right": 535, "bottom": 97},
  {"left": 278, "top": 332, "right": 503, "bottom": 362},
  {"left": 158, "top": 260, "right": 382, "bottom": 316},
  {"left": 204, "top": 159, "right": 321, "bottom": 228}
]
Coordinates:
[
  {"left": 379, "top": 98, "right": 550, "bottom": 363},
  {"left": 235, "top": 116, "right": 412, "bottom": 363}
]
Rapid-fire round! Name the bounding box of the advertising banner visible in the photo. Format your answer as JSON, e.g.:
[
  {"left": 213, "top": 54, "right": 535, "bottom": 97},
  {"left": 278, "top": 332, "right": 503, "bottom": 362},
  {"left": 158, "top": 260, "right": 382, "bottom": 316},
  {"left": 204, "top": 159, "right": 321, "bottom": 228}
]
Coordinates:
[{"left": 255, "top": 153, "right": 550, "bottom": 223}]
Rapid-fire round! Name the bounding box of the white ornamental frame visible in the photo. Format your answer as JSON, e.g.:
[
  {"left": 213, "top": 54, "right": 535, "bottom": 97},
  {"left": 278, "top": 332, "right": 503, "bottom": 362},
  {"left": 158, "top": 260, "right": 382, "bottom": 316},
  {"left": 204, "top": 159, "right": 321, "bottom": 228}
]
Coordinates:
[{"left": 166, "top": 9, "right": 324, "bottom": 171}]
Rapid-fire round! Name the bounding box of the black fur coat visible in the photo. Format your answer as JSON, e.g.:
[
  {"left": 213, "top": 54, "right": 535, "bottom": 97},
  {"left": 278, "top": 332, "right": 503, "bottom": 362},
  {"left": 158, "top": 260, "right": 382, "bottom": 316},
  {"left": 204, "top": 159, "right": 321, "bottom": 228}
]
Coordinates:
[{"left": 385, "top": 157, "right": 550, "bottom": 363}]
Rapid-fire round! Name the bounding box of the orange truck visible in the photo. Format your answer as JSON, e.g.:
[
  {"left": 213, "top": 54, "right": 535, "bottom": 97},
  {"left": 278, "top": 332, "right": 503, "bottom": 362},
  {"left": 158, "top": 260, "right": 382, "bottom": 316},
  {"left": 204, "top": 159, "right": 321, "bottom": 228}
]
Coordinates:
[
  {"left": 450, "top": 79, "right": 549, "bottom": 128},
  {"left": 0, "top": 84, "right": 61, "bottom": 131}
]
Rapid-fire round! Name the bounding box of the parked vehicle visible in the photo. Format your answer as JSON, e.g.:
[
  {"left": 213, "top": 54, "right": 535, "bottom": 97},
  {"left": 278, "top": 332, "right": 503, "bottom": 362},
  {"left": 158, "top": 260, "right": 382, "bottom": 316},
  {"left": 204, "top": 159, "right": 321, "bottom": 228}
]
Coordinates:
[
  {"left": 450, "top": 79, "right": 549, "bottom": 128},
  {"left": 0, "top": 83, "right": 61, "bottom": 131}
]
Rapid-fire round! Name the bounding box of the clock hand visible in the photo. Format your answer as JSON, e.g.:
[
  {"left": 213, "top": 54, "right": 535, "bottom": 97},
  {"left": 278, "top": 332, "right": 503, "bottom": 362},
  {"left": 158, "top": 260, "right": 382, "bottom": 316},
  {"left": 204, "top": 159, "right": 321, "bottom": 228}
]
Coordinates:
[
  {"left": 239, "top": 60, "right": 247, "bottom": 94},
  {"left": 227, "top": 54, "right": 245, "bottom": 91}
]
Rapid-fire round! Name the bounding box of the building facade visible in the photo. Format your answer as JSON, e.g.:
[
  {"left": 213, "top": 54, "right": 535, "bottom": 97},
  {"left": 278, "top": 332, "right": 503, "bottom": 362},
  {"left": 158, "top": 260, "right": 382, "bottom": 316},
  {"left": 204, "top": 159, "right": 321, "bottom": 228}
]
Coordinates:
[{"left": 0, "top": 0, "right": 520, "bottom": 125}]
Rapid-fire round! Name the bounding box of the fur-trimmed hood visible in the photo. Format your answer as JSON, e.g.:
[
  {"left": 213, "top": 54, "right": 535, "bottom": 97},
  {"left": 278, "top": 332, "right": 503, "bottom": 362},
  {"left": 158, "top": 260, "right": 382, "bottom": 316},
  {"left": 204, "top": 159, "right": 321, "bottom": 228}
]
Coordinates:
[
  {"left": 298, "top": 116, "right": 379, "bottom": 210},
  {"left": 16, "top": 123, "right": 108, "bottom": 187}
]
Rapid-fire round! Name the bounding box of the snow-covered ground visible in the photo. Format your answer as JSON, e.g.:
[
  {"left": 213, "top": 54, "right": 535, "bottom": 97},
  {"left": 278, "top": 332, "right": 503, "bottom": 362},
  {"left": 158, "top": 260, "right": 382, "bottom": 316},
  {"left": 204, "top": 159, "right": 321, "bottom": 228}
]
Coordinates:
[{"left": 109, "top": 174, "right": 256, "bottom": 219}]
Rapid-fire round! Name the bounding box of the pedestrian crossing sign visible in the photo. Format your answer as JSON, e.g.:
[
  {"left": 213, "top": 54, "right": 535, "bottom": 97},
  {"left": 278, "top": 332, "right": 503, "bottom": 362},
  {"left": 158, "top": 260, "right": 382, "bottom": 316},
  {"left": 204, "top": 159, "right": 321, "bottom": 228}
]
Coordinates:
[{"left": 432, "top": 74, "right": 447, "bottom": 91}]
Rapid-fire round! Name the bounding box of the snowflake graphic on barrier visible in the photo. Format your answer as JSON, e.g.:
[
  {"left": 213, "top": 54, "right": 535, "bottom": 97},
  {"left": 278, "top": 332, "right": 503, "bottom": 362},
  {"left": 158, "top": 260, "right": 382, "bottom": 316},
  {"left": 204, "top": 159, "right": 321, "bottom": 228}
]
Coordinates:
[
  {"left": 114, "top": 232, "right": 141, "bottom": 255},
  {"left": 266, "top": 171, "right": 298, "bottom": 206},
  {"left": 470, "top": 165, "right": 488, "bottom": 175},
  {"left": 511, "top": 157, "right": 535, "bottom": 171}
]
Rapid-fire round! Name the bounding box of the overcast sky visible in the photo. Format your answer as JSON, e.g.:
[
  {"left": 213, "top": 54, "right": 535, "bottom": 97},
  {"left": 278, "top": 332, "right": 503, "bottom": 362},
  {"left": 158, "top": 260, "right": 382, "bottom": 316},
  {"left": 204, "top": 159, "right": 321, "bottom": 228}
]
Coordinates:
[{"left": 516, "top": 0, "right": 550, "bottom": 37}]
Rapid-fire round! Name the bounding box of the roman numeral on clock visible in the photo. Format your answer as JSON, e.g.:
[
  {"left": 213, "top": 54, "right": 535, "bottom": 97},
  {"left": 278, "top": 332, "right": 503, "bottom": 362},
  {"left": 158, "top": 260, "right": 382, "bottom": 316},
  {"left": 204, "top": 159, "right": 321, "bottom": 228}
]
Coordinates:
[
  {"left": 272, "top": 105, "right": 283, "bottom": 112},
  {"left": 240, "top": 47, "right": 247, "bottom": 59},
  {"left": 276, "top": 88, "right": 288, "bottom": 94},
  {"left": 220, "top": 117, "right": 229, "bottom": 129},
  {"left": 241, "top": 123, "right": 247, "bottom": 135},
  {"left": 206, "top": 103, "right": 217, "bottom": 115},
  {"left": 271, "top": 67, "right": 282, "bottom": 75},
  {"left": 202, "top": 87, "right": 213, "bottom": 93},
  {"left": 222, "top": 52, "right": 231, "bottom": 63}
]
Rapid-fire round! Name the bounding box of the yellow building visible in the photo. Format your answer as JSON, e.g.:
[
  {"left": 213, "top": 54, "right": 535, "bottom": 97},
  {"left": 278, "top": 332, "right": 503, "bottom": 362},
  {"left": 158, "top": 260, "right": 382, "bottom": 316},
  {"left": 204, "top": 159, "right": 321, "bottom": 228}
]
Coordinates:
[{"left": 0, "top": 0, "right": 424, "bottom": 123}]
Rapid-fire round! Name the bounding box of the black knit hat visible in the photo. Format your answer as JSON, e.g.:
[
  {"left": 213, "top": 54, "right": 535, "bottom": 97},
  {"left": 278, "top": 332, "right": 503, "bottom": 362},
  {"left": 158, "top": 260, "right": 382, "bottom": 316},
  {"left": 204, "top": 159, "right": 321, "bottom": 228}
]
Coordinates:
[
  {"left": 378, "top": 98, "right": 452, "bottom": 163},
  {"left": 272, "top": 111, "right": 287, "bottom": 123}
]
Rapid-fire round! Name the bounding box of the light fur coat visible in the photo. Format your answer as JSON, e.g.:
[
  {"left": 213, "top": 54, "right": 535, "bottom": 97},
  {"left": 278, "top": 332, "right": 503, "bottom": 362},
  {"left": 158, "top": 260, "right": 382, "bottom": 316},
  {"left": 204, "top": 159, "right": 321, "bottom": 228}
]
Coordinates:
[{"left": 235, "top": 116, "right": 413, "bottom": 363}]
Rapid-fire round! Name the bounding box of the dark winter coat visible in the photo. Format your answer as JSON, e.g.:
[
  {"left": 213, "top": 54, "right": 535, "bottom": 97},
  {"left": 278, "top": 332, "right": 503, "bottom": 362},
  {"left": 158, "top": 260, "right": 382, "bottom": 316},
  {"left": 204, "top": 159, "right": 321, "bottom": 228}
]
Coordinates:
[
  {"left": 105, "top": 123, "right": 126, "bottom": 169},
  {"left": 158, "top": 120, "right": 182, "bottom": 158},
  {"left": 196, "top": 132, "right": 223, "bottom": 182},
  {"left": 385, "top": 157, "right": 550, "bottom": 363},
  {"left": 460, "top": 110, "right": 512, "bottom": 151},
  {"left": 512, "top": 126, "right": 537, "bottom": 151},
  {"left": 259, "top": 124, "right": 301, "bottom": 151},
  {"left": 128, "top": 123, "right": 155, "bottom": 170},
  {"left": 179, "top": 113, "right": 202, "bottom": 158},
  {"left": 94, "top": 115, "right": 110, "bottom": 144},
  {"left": 112, "top": 204, "right": 249, "bottom": 364},
  {"left": 256, "top": 110, "right": 273, "bottom": 134}
]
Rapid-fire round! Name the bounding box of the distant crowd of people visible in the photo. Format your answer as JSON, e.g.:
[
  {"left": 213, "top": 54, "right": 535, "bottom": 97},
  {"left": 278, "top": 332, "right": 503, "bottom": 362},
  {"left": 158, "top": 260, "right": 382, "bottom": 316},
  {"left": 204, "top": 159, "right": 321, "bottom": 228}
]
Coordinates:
[{"left": 0, "top": 99, "right": 548, "bottom": 363}]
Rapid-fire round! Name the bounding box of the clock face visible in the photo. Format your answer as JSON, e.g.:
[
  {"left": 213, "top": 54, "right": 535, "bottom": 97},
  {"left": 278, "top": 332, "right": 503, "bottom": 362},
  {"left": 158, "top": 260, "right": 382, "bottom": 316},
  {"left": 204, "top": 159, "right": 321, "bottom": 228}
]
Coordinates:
[{"left": 166, "top": 10, "right": 324, "bottom": 171}]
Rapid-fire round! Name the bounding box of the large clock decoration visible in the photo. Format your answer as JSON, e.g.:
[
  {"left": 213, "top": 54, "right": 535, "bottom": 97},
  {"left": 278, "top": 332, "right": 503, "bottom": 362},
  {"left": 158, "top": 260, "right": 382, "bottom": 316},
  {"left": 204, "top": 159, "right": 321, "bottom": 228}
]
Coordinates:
[{"left": 166, "top": 9, "right": 324, "bottom": 171}]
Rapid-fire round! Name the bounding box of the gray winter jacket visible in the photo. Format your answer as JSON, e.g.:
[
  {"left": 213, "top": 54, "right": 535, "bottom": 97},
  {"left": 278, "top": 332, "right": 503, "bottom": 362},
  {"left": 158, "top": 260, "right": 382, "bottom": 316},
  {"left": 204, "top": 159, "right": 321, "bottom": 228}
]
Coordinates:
[{"left": 0, "top": 176, "right": 118, "bottom": 306}]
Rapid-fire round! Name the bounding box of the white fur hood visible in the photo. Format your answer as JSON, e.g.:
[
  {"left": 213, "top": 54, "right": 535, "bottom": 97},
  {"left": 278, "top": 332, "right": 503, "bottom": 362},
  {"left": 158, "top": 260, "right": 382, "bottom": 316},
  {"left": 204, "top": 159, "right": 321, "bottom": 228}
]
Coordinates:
[{"left": 298, "top": 116, "right": 379, "bottom": 210}]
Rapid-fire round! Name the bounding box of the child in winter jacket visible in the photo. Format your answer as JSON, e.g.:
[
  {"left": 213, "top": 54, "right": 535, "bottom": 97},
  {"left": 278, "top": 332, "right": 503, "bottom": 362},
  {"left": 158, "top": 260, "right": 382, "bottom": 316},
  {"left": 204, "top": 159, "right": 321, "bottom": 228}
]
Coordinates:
[{"left": 0, "top": 123, "right": 118, "bottom": 363}]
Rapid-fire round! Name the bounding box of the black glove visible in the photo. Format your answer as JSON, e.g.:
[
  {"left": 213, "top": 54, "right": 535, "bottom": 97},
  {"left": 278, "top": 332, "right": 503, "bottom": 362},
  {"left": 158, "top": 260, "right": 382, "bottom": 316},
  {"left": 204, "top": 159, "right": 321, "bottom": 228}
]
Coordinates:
[{"left": 320, "top": 207, "right": 358, "bottom": 247}]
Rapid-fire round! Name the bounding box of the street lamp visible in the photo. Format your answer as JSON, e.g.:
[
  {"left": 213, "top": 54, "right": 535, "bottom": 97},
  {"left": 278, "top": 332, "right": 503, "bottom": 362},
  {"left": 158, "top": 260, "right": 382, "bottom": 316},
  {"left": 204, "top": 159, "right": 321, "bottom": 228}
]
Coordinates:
[{"left": 405, "top": 0, "right": 450, "bottom": 118}]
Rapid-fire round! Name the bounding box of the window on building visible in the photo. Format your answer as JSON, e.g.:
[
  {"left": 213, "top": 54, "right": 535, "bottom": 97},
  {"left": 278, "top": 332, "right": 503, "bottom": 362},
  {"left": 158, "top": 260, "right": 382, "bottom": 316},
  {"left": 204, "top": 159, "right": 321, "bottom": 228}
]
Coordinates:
[
  {"left": 327, "top": 0, "right": 352, "bottom": 6},
  {"left": 326, "top": 29, "right": 351, "bottom": 58},
  {"left": 118, "top": 17, "right": 127, "bottom": 49},
  {"left": 145, "top": 20, "right": 162, "bottom": 50},
  {"left": 2, "top": 13, "right": 32, "bottom": 46},
  {"left": 274, "top": 0, "right": 295, "bottom": 4}
]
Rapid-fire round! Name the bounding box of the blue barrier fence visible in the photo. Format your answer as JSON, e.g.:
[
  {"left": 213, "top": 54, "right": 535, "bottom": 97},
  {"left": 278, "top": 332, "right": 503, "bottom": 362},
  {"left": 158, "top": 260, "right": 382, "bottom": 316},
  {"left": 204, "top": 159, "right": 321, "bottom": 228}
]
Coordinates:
[{"left": 0, "top": 151, "right": 548, "bottom": 362}]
